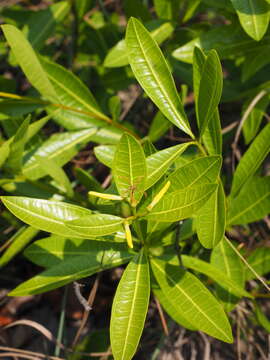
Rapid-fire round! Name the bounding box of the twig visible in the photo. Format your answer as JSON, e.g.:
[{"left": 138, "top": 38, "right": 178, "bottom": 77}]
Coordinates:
[
  {"left": 73, "top": 282, "right": 92, "bottom": 311},
  {"left": 0, "top": 346, "right": 62, "bottom": 360},
  {"left": 154, "top": 296, "right": 169, "bottom": 336}
]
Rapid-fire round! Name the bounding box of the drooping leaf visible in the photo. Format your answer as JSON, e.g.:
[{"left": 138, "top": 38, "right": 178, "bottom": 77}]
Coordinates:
[
  {"left": 228, "top": 177, "right": 270, "bottom": 225},
  {"left": 151, "top": 257, "right": 233, "bottom": 342},
  {"left": 230, "top": 0, "right": 270, "bottom": 41},
  {"left": 1, "top": 196, "right": 92, "bottom": 238},
  {"left": 66, "top": 214, "right": 124, "bottom": 237},
  {"left": 145, "top": 143, "right": 190, "bottom": 190},
  {"left": 245, "top": 247, "right": 270, "bottom": 280},
  {"left": 146, "top": 184, "right": 217, "bottom": 222},
  {"left": 126, "top": 18, "right": 194, "bottom": 138},
  {"left": 231, "top": 123, "right": 270, "bottom": 197},
  {"left": 196, "top": 182, "right": 226, "bottom": 249},
  {"left": 113, "top": 133, "right": 146, "bottom": 206},
  {"left": 211, "top": 238, "right": 245, "bottom": 312},
  {"left": 110, "top": 250, "right": 150, "bottom": 360},
  {"left": 1, "top": 24, "right": 57, "bottom": 100},
  {"left": 23, "top": 128, "right": 97, "bottom": 180},
  {"left": 9, "top": 248, "right": 132, "bottom": 296}
]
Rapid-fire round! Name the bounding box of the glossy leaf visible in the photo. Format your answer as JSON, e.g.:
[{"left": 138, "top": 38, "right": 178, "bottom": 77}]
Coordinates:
[
  {"left": 211, "top": 238, "right": 245, "bottom": 312},
  {"left": 110, "top": 250, "right": 150, "bottom": 360},
  {"left": 151, "top": 257, "right": 233, "bottom": 342},
  {"left": 196, "top": 182, "right": 226, "bottom": 248},
  {"left": 1, "top": 196, "right": 92, "bottom": 238},
  {"left": 246, "top": 247, "right": 270, "bottom": 280},
  {"left": 145, "top": 143, "right": 190, "bottom": 190},
  {"left": 66, "top": 214, "right": 124, "bottom": 237},
  {"left": 231, "top": 123, "right": 270, "bottom": 197},
  {"left": 1, "top": 24, "right": 57, "bottom": 100},
  {"left": 23, "top": 128, "right": 97, "bottom": 180},
  {"left": 104, "top": 22, "right": 174, "bottom": 68},
  {"left": 10, "top": 247, "right": 132, "bottom": 296},
  {"left": 126, "top": 18, "right": 193, "bottom": 138},
  {"left": 228, "top": 177, "right": 270, "bottom": 225},
  {"left": 230, "top": 0, "right": 270, "bottom": 41},
  {"left": 24, "top": 237, "right": 128, "bottom": 267},
  {"left": 167, "top": 155, "right": 221, "bottom": 193},
  {"left": 94, "top": 145, "right": 116, "bottom": 168},
  {"left": 113, "top": 133, "right": 146, "bottom": 206},
  {"left": 146, "top": 184, "right": 217, "bottom": 222}
]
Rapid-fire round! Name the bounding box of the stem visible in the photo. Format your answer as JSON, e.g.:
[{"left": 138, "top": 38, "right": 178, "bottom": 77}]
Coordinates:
[{"left": 54, "top": 286, "right": 68, "bottom": 357}]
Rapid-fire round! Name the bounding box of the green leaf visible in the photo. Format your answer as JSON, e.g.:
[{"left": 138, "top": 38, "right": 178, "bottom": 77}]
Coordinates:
[
  {"left": 1, "top": 24, "right": 57, "bottom": 100},
  {"left": 94, "top": 145, "right": 116, "bottom": 168},
  {"left": 197, "top": 50, "right": 223, "bottom": 136},
  {"left": 246, "top": 247, "right": 270, "bottom": 280},
  {"left": 146, "top": 184, "right": 217, "bottom": 222},
  {"left": 36, "top": 156, "right": 74, "bottom": 197},
  {"left": 110, "top": 250, "right": 150, "bottom": 360},
  {"left": 254, "top": 302, "right": 270, "bottom": 333},
  {"left": 167, "top": 155, "right": 221, "bottom": 193},
  {"left": 145, "top": 143, "right": 190, "bottom": 190},
  {"left": 5, "top": 117, "right": 30, "bottom": 174},
  {"left": 66, "top": 214, "right": 124, "bottom": 237},
  {"left": 228, "top": 176, "right": 270, "bottom": 225},
  {"left": 151, "top": 257, "right": 233, "bottom": 342},
  {"left": 196, "top": 182, "right": 226, "bottom": 248},
  {"left": 23, "top": 128, "right": 97, "bottom": 180},
  {"left": 1, "top": 196, "right": 92, "bottom": 238},
  {"left": 0, "top": 226, "right": 39, "bottom": 267},
  {"left": 24, "top": 236, "right": 128, "bottom": 267},
  {"left": 230, "top": 0, "right": 270, "bottom": 41},
  {"left": 75, "top": 168, "right": 103, "bottom": 192},
  {"left": 231, "top": 123, "right": 270, "bottom": 197},
  {"left": 113, "top": 133, "right": 146, "bottom": 206},
  {"left": 148, "top": 111, "right": 171, "bottom": 143},
  {"left": 211, "top": 238, "right": 245, "bottom": 312},
  {"left": 23, "top": 1, "right": 70, "bottom": 50},
  {"left": 104, "top": 22, "right": 174, "bottom": 68},
  {"left": 242, "top": 47, "right": 270, "bottom": 82},
  {"left": 243, "top": 94, "right": 269, "bottom": 144},
  {"left": 153, "top": 0, "right": 181, "bottom": 20},
  {"left": 10, "top": 247, "right": 132, "bottom": 296},
  {"left": 126, "top": 18, "right": 193, "bottom": 138}
]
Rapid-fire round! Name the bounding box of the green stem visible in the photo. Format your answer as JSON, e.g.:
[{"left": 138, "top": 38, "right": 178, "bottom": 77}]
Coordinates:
[{"left": 54, "top": 286, "right": 68, "bottom": 357}]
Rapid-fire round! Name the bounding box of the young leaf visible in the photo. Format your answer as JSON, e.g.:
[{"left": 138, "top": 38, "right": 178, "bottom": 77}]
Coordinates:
[
  {"left": 66, "top": 214, "right": 124, "bottom": 237},
  {"left": 228, "top": 176, "right": 270, "bottom": 225},
  {"left": 146, "top": 184, "right": 217, "bottom": 222},
  {"left": 23, "top": 128, "right": 97, "bottom": 180},
  {"left": 110, "top": 250, "right": 150, "bottom": 360},
  {"left": 113, "top": 133, "right": 146, "bottom": 206},
  {"left": 197, "top": 50, "right": 223, "bottom": 136},
  {"left": 1, "top": 196, "right": 92, "bottom": 238},
  {"left": 211, "top": 238, "right": 245, "bottom": 312},
  {"left": 151, "top": 257, "right": 233, "bottom": 342},
  {"left": 231, "top": 123, "right": 270, "bottom": 197},
  {"left": 9, "top": 248, "right": 132, "bottom": 296},
  {"left": 1, "top": 24, "right": 57, "bottom": 100},
  {"left": 196, "top": 182, "right": 226, "bottom": 249},
  {"left": 230, "top": 0, "right": 270, "bottom": 41},
  {"left": 5, "top": 117, "right": 30, "bottom": 174},
  {"left": 126, "top": 17, "right": 194, "bottom": 138},
  {"left": 145, "top": 143, "right": 190, "bottom": 190}
]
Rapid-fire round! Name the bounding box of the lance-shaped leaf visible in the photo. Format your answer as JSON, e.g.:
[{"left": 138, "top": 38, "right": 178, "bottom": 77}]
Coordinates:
[
  {"left": 230, "top": 0, "right": 270, "bottom": 41},
  {"left": 110, "top": 250, "right": 150, "bottom": 360},
  {"left": 104, "top": 22, "right": 174, "bottom": 68},
  {"left": 1, "top": 24, "right": 57, "bottom": 100},
  {"left": 211, "top": 238, "right": 245, "bottom": 312},
  {"left": 146, "top": 184, "right": 217, "bottom": 222},
  {"left": 196, "top": 182, "right": 226, "bottom": 249},
  {"left": 167, "top": 155, "right": 221, "bottom": 193},
  {"left": 66, "top": 214, "right": 124, "bottom": 237},
  {"left": 231, "top": 123, "right": 270, "bottom": 197},
  {"left": 23, "top": 128, "right": 97, "bottom": 180},
  {"left": 5, "top": 117, "right": 30, "bottom": 174},
  {"left": 151, "top": 257, "right": 233, "bottom": 342},
  {"left": 145, "top": 143, "right": 190, "bottom": 190},
  {"left": 1, "top": 196, "right": 92, "bottom": 238},
  {"left": 9, "top": 248, "right": 132, "bottom": 296},
  {"left": 228, "top": 176, "right": 270, "bottom": 225},
  {"left": 197, "top": 50, "right": 223, "bottom": 136},
  {"left": 202, "top": 110, "right": 222, "bottom": 155},
  {"left": 126, "top": 17, "right": 194, "bottom": 138},
  {"left": 245, "top": 247, "right": 270, "bottom": 280},
  {"left": 113, "top": 133, "right": 146, "bottom": 206},
  {"left": 94, "top": 145, "right": 116, "bottom": 168},
  {"left": 24, "top": 237, "right": 128, "bottom": 267}
]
